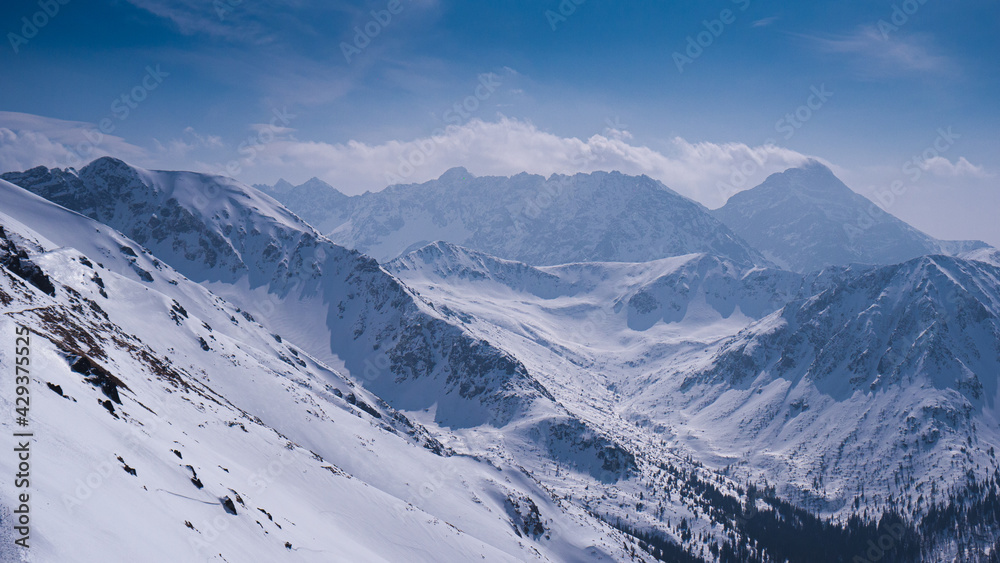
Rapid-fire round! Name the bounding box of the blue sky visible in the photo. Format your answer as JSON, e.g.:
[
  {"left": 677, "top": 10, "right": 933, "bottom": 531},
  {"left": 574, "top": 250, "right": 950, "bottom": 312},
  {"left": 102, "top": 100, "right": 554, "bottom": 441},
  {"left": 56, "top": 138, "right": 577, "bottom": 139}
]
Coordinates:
[{"left": 1, "top": 0, "right": 998, "bottom": 244}]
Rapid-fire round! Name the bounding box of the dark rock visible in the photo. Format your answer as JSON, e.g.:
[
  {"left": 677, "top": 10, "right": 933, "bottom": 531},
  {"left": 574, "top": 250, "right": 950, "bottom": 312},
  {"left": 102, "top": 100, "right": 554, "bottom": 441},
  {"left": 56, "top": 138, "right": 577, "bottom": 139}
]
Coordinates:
[
  {"left": 46, "top": 382, "right": 65, "bottom": 397},
  {"left": 71, "top": 355, "right": 127, "bottom": 404},
  {"left": 220, "top": 496, "right": 238, "bottom": 515}
]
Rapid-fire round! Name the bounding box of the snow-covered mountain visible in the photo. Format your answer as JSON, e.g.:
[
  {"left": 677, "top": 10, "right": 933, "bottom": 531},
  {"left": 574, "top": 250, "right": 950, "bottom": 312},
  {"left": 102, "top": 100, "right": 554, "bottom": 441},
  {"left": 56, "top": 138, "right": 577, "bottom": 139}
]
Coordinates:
[
  {"left": 3, "top": 159, "right": 556, "bottom": 429},
  {"left": 962, "top": 246, "right": 1000, "bottom": 269},
  {"left": 2, "top": 161, "right": 743, "bottom": 558},
  {"left": 387, "top": 240, "right": 1000, "bottom": 559},
  {"left": 4, "top": 158, "right": 999, "bottom": 562},
  {"left": 256, "top": 168, "right": 767, "bottom": 267},
  {"left": 711, "top": 161, "right": 989, "bottom": 272},
  {"left": 252, "top": 177, "right": 295, "bottom": 195},
  {"left": 0, "top": 179, "right": 647, "bottom": 562},
  {"left": 674, "top": 254, "right": 1000, "bottom": 517}
]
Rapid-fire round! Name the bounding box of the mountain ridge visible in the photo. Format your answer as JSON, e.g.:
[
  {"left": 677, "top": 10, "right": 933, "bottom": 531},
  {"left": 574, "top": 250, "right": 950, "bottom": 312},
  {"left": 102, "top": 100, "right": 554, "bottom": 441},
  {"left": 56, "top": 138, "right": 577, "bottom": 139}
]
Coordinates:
[
  {"left": 255, "top": 168, "right": 770, "bottom": 268},
  {"left": 711, "top": 160, "right": 989, "bottom": 272}
]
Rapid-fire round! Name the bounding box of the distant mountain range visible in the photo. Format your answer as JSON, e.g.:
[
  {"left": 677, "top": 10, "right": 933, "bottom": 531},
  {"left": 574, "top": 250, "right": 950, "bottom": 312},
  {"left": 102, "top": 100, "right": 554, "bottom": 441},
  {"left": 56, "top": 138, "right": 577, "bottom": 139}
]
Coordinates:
[
  {"left": 253, "top": 161, "right": 987, "bottom": 273},
  {"left": 256, "top": 168, "right": 767, "bottom": 267}
]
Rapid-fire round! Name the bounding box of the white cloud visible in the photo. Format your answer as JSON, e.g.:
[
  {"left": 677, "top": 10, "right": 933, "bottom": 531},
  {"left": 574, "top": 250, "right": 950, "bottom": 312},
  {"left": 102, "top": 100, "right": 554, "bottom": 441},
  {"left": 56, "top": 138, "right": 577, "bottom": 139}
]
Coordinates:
[
  {"left": 244, "top": 116, "right": 813, "bottom": 206},
  {"left": 151, "top": 127, "right": 227, "bottom": 162},
  {"left": 0, "top": 112, "right": 235, "bottom": 175},
  {"left": 920, "top": 156, "right": 990, "bottom": 178},
  {"left": 807, "top": 26, "right": 953, "bottom": 77},
  {"left": 182, "top": 126, "right": 224, "bottom": 148},
  {"left": 752, "top": 16, "right": 780, "bottom": 28},
  {"left": 0, "top": 112, "right": 148, "bottom": 173}
]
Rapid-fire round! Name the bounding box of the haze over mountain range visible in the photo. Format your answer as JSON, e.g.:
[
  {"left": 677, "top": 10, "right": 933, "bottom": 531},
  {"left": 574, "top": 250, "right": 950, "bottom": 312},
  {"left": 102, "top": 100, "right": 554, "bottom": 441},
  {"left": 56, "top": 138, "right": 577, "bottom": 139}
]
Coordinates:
[
  {"left": 251, "top": 159, "right": 989, "bottom": 272},
  {"left": 1, "top": 156, "right": 999, "bottom": 562}
]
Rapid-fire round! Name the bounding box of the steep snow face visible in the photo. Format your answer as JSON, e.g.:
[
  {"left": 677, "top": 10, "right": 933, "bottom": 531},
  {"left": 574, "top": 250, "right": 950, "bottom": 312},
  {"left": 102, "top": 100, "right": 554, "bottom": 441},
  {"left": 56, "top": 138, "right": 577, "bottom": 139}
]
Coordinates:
[
  {"left": 389, "top": 241, "right": 804, "bottom": 336},
  {"left": 260, "top": 168, "right": 767, "bottom": 267},
  {"left": 3, "top": 158, "right": 311, "bottom": 286},
  {"left": 712, "top": 161, "right": 989, "bottom": 272},
  {"left": 670, "top": 255, "right": 1000, "bottom": 514},
  {"left": 0, "top": 181, "right": 658, "bottom": 563},
  {"left": 2, "top": 160, "right": 549, "bottom": 429}
]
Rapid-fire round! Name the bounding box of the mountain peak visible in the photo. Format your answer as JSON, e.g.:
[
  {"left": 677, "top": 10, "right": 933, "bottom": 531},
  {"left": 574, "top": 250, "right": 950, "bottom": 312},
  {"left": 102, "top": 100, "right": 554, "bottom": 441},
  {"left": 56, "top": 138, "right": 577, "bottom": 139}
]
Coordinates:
[
  {"left": 798, "top": 158, "right": 833, "bottom": 173},
  {"left": 81, "top": 155, "right": 134, "bottom": 175},
  {"left": 437, "top": 166, "right": 474, "bottom": 183},
  {"left": 751, "top": 160, "right": 851, "bottom": 200},
  {"left": 295, "top": 176, "right": 336, "bottom": 191},
  {"left": 272, "top": 178, "right": 296, "bottom": 193},
  {"left": 711, "top": 162, "right": 986, "bottom": 272}
]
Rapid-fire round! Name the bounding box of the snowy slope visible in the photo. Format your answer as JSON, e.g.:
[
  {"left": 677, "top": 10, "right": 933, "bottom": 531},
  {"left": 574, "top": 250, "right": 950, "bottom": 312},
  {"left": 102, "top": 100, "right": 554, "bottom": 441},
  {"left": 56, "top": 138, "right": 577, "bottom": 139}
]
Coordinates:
[
  {"left": 711, "top": 161, "right": 989, "bottom": 272},
  {"left": 385, "top": 242, "right": 815, "bottom": 442},
  {"left": 256, "top": 168, "right": 767, "bottom": 267},
  {"left": 2, "top": 159, "right": 553, "bottom": 428},
  {"left": 388, "top": 241, "right": 806, "bottom": 354},
  {"left": 961, "top": 246, "right": 1000, "bottom": 268},
  {"left": 4, "top": 165, "right": 743, "bottom": 554},
  {"left": 2, "top": 162, "right": 661, "bottom": 494},
  {"left": 0, "top": 179, "right": 667, "bottom": 562}
]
